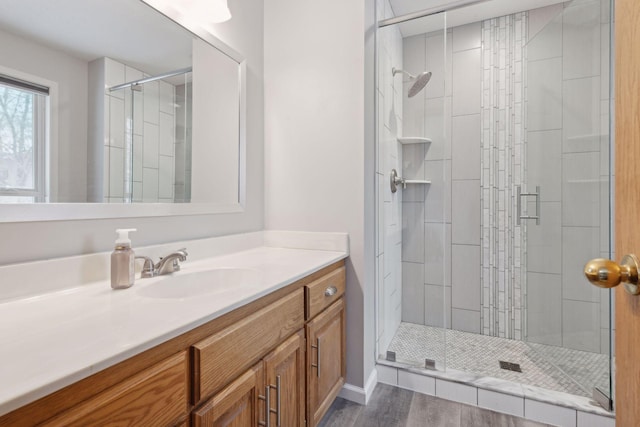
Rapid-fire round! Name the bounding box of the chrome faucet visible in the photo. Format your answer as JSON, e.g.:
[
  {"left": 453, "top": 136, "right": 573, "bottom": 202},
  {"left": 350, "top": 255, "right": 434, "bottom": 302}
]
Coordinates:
[
  {"left": 135, "top": 249, "right": 188, "bottom": 278},
  {"left": 135, "top": 255, "right": 156, "bottom": 278},
  {"left": 156, "top": 249, "right": 188, "bottom": 275}
]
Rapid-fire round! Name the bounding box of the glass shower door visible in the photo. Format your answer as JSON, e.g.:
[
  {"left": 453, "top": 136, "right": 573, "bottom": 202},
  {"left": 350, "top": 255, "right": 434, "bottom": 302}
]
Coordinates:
[{"left": 521, "top": 0, "right": 613, "bottom": 403}]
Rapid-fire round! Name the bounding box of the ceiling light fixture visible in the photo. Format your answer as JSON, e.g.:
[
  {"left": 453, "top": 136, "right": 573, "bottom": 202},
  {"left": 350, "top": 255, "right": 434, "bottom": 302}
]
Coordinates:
[
  {"left": 154, "top": 0, "right": 231, "bottom": 26},
  {"left": 194, "top": 0, "right": 231, "bottom": 24}
]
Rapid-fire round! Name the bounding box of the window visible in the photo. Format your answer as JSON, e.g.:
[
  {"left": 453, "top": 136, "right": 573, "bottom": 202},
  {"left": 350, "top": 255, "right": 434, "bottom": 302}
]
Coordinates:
[{"left": 0, "top": 74, "right": 48, "bottom": 203}]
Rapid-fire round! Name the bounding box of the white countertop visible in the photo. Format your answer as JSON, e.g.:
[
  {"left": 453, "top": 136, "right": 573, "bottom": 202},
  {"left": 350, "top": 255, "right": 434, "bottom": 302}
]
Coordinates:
[{"left": 0, "top": 232, "right": 348, "bottom": 417}]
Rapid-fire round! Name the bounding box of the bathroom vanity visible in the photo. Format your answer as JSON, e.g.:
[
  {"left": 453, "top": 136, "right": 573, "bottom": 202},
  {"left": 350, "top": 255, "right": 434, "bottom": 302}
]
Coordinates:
[{"left": 0, "top": 233, "right": 348, "bottom": 427}]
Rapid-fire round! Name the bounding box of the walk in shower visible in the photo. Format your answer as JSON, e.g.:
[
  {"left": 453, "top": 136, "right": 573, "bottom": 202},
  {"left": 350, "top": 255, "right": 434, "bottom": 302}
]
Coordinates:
[{"left": 375, "top": 0, "right": 613, "bottom": 409}]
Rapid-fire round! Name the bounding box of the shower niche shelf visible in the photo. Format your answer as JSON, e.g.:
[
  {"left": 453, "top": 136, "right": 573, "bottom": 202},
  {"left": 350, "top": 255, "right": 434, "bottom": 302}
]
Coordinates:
[{"left": 397, "top": 137, "right": 432, "bottom": 145}]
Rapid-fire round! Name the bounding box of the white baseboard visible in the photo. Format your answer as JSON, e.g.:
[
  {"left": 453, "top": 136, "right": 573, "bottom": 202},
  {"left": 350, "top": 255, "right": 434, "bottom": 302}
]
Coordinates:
[{"left": 338, "top": 368, "right": 378, "bottom": 405}]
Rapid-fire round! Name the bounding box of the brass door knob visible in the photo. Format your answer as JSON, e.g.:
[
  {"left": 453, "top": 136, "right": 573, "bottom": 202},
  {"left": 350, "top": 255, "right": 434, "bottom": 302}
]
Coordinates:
[{"left": 584, "top": 254, "right": 640, "bottom": 295}]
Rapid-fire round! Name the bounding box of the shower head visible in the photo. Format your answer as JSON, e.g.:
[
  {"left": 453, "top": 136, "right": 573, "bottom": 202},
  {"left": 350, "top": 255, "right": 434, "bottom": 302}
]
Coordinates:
[
  {"left": 408, "top": 71, "right": 432, "bottom": 97},
  {"left": 392, "top": 67, "right": 432, "bottom": 98}
]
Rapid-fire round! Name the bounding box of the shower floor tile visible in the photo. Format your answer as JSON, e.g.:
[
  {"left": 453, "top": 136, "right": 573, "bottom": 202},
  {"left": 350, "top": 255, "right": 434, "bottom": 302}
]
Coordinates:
[
  {"left": 527, "top": 341, "right": 611, "bottom": 397},
  {"left": 387, "top": 322, "right": 610, "bottom": 398}
]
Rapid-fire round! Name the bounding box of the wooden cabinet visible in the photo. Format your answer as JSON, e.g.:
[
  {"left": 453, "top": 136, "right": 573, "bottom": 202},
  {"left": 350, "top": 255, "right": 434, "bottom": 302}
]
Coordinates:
[
  {"left": 0, "top": 260, "right": 345, "bottom": 427},
  {"left": 305, "top": 299, "right": 346, "bottom": 427}
]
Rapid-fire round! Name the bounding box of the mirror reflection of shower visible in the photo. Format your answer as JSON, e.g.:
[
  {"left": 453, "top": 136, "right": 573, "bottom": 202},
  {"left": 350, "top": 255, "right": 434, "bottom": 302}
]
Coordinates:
[
  {"left": 392, "top": 67, "right": 432, "bottom": 97},
  {"left": 106, "top": 65, "right": 193, "bottom": 204}
]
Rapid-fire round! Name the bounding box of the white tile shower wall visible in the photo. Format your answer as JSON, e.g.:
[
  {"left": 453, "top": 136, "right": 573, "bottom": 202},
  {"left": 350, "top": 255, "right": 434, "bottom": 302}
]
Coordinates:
[
  {"left": 400, "top": 21, "right": 485, "bottom": 334},
  {"left": 450, "top": 21, "right": 481, "bottom": 334},
  {"left": 376, "top": 0, "right": 404, "bottom": 356},
  {"left": 103, "top": 58, "right": 176, "bottom": 203}
]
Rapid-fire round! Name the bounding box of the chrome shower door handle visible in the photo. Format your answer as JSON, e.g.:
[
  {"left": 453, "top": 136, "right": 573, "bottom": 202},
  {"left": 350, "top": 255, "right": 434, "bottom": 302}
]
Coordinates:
[
  {"left": 516, "top": 185, "right": 541, "bottom": 225},
  {"left": 516, "top": 186, "right": 521, "bottom": 225}
]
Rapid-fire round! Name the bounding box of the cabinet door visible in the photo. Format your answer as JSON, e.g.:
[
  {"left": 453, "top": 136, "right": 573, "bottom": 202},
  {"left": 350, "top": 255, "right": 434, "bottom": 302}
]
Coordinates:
[
  {"left": 306, "top": 299, "right": 345, "bottom": 427},
  {"left": 192, "top": 362, "right": 265, "bottom": 427},
  {"left": 263, "top": 330, "right": 306, "bottom": 427},
  {"left": 42, "top": 351, "right": 188, "bottom": 427}
]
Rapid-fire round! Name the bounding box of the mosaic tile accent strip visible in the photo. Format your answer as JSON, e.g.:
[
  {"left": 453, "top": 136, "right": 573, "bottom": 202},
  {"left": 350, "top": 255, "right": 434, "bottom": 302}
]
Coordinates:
[
  {"left": 480, "top": 13, "right": 527, "bottom": 340},
  {"left": 387, "top": 322, "right": 609, "bottom": 398}
]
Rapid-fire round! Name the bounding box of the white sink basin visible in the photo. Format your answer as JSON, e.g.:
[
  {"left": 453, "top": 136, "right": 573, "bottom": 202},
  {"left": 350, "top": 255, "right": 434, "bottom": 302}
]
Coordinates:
[{"left": 136, "top": 268, "right": 262, "bottom": 299}]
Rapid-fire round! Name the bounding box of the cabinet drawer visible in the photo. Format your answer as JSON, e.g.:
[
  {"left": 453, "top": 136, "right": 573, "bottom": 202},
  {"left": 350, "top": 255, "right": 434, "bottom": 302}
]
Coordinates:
[
  {"left": 305, "top": 266, "right": 345, "bottom": 320},
  {"left": 42, "top": 351, "right": 188, "bottom": 427},
  {"left": 192, "top": 288, "right": 304, "bottom": 403}
]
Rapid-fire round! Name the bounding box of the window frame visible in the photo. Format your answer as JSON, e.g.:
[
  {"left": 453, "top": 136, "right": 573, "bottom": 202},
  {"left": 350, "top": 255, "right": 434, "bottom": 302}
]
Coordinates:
[{"left": 0, "top": 71, "right": 52, "bottom": 203}]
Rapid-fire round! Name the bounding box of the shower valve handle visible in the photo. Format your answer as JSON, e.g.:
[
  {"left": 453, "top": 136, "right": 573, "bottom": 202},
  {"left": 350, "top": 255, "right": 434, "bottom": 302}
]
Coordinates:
[{"left": 584, "top": 255, "right": 640, "bottom": 295}]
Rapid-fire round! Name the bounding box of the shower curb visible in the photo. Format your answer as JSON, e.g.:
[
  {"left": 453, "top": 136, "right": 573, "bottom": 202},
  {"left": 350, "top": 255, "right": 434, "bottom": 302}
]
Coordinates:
[{"left": 376, "top": 360, "right": 614, "bottom": 427}]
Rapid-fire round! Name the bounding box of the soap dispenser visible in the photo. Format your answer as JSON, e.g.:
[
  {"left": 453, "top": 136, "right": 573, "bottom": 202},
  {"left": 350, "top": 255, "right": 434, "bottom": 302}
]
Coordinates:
[{"left": 111, "top": 228, "right": 137, "bottom": 289}]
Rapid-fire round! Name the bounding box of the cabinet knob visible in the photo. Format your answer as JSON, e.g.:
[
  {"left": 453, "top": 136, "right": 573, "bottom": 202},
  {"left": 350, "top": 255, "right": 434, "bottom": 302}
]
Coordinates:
[{"left": 325, "top": 286, "right": 338, "bottom": 297}]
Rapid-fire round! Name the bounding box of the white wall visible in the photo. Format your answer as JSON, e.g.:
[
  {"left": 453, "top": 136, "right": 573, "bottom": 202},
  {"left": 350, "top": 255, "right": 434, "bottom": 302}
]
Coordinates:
[
  {"left": 0, "top": 27, "right": 88, "bottom": 203},
  {"left": 0, "top": 0, "right": 264, "bottom": 265},
  {"left": 264, "top": 0, "right": 374, "bottom": 390}
]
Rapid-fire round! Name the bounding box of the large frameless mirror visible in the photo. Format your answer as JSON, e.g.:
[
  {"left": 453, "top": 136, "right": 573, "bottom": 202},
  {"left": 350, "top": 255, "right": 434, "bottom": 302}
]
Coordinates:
[{"left": 0, "top": 0, "right": 246, "bottom": 221}]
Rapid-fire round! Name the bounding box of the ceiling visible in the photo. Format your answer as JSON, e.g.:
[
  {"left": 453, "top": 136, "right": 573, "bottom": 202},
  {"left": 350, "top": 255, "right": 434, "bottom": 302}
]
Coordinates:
[
  {"left": 0, "top": 0, "right": 194, "bottom": 76},
  {"left": 388, "top": 0, "right": 567, "bottom": 37}
]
